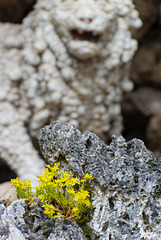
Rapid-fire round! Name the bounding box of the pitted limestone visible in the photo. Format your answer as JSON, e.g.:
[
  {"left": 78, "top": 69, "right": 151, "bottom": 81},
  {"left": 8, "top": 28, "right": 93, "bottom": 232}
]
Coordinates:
[
  {"left": 38, "top": 121, "right": 161, "bottom": 239},
  {"left": 0, "top": 199, "right": 86, "bottom": 240},
  {"left": 0, "top": 121, "right": 161, "bottom": 239}
]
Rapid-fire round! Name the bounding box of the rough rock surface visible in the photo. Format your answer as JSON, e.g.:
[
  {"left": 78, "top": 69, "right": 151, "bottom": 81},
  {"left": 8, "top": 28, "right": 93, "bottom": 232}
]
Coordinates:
[
  {"left": 0, "top": 121, "right": 161, "bottom": 240},
  {"left": 0, "top": 0, "right": 141, "bottom": 183},
  {"left": 1, "top": 121, "right": 161, "bottom": 239},
  {"left": 0, "top": 199, "right": 86, "bottom": 240},
  {"left": 38, "top": 121, "right": 161, "bottom": 239}
]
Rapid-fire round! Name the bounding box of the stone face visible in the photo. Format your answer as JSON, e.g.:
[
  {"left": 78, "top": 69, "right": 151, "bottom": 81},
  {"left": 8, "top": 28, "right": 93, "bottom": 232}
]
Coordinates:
[
  {"left": 0, "top": 0, "right": 141, "bottom": 183},
  {"left": 38, "top": 121, "right": 161, "bottom": 239}
]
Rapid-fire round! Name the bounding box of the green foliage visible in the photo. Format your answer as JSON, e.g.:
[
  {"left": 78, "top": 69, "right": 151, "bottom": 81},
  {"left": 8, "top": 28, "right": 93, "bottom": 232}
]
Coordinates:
[
  {"left": 6, "top": 196, "right": 11, "bottom": 206},
  {"left": 11, "top": 163, "right": 93, "bottom": 222}
]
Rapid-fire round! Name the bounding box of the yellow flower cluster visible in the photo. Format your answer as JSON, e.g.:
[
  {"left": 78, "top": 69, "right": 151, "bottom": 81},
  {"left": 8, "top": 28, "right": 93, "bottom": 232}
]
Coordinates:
[
  {"left": 11, "top": 163, "right": 93, "bottom": 222},
  {"left": 11, "top": 178, "right": 34, "bottom": 200}
]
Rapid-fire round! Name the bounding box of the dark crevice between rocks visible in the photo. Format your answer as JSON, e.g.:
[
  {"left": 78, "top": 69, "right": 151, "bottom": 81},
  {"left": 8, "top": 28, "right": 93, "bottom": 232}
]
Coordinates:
[
  {"left": 85, "top": 138, "right": 92, "bottom": 150},
  {"left": 102, "top": 221, "right": 109, "bottom": 232},
  {"left": 80, "top": 225, "right": 93, "bottom": 240},
  {"left": 153, "top": 183, "right": 161, "bottom": 200},
  {"left": 56, "top": 153, "right": 67, "bottom": 163},
  {"left": 142, "top": 211, "right": 149, "bottom": 225},
  {"left": 122, "top": 101, "right": 150, "bottom": 145},
  {"left": 21, "top": 0, "right": 36, "bottom": 23},
  {"left": 0, "top": 0, "right": 36, "bottom": 23},
  {"left": 81, "top": 224, "right": 100, "bottom": 240},
  {"left": 109, "top": 232, "right": 112, "bottom": 239},
  {"left": 108, "top": 196, "right": 115, "bottom": 210},
  {"left": 122, "top": 212, "right": 130, "bottom": 221},
  {"left": 0, "top": 158, "right": 17, "bottom": 183}
]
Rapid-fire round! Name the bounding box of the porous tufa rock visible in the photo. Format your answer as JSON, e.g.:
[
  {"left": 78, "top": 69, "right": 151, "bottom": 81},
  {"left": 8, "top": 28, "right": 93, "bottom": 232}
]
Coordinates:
[
  {"left": 0, "top": 199, "right": 86, "bottom": 240},
  {"left": 38, "top": 121, "right": 161, "bottom": 239},
  {"left": 0, "top": 121, "right": 161, "bottom": 239},
  {"left": 0, "top": 0, "right": 141, "bottom": 183}
]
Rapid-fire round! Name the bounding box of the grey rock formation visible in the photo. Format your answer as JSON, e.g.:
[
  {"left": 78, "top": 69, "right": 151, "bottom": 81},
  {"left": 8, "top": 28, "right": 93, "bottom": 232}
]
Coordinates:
[
  {"left": 38, "top": 121, "right": 161, "bottom": 239},
  {"left": 0, "top": 0, "right": 141, "bottom": 183},
  {"left": 1, "top": 121, "right": 161, "bottom": 239},
  {"left": 0, "top": 199, "right": 86, "bottom": 240}
]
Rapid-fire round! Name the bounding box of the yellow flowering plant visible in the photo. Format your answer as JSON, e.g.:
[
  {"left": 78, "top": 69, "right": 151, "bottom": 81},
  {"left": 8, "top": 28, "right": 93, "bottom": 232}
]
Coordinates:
[
  {"left": 11, "top": 163, "right": 93, "bottom": 222},
  {"left": 10, "top": 178, "right": 35, "bottom": 200}
]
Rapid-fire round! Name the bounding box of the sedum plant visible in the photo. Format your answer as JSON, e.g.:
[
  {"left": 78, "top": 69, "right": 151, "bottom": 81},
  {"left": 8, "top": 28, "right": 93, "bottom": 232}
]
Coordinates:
[{"left": 11, "top": 163, "right": 93, "bottom": 222}]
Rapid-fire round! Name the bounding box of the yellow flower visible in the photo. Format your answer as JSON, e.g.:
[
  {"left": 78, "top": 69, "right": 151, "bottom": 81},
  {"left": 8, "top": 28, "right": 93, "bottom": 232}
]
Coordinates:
[
  {"left": 84, "top": 173, "right": 93, "bottom": 180},
  {"left": 72, "top": 207, "right": 79, "bottom": 213},
  {"left": 43, "top": 203, "right": 56, "bottom": 218},
  {"left": 38, "top": 194, "right": 45, "bottom": 201},
  {"left": 67, "top": 189, "right": 76, "bottom": 195},
  {"left": 11, "top": 162, "right": 93, "bottom": 222},
  {"left": 84, "top": 199, "right": 91, "bottom": 207},
  {"left": 75, "top": 189, "right": 90, "bottom": 202},
  {"left": 63, "top": 171, "right": 71, "bottom": 180},
  {"left": 66, "top": 177, "right": 79, "bottom": 187},
  {"left": 11, "top": 178, "right": 26, "bottom": 189},
  {"left": 48, "top": 163, "right": 60, "bottom": 173}
]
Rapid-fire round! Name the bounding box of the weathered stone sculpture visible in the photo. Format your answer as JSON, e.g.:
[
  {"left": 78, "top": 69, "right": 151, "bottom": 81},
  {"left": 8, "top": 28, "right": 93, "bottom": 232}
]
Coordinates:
[
  {"left": 0, "top": 0, "right": 141, "bottom": 183},
  {"left": 0, "top": 121, "right": 161, "bottom": 239}
]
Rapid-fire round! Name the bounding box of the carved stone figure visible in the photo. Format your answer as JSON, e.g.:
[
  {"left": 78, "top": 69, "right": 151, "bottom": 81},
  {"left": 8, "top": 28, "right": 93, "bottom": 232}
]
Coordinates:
[{"left": 0, "top": 0, "right": 141, "bottom": 184}]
